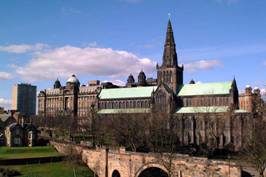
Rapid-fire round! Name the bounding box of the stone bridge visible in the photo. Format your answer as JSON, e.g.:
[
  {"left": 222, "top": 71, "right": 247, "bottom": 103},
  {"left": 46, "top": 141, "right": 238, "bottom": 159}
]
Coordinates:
[{"left": 51, "top": 141, "right": 241, "bottom": 177}]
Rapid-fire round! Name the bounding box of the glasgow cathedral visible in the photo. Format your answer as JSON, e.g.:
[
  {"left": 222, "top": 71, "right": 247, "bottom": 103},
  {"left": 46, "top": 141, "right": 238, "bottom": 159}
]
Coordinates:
[{"left": 38, "top": 20, "right": 264, "bottom": 151}]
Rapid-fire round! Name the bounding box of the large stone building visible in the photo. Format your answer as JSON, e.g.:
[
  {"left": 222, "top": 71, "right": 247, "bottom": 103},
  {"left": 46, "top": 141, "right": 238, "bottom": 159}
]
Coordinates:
[
  {"left": 38, "top": 20, "right": 262, "bottom": 151},
  {"left": 12, "top": 83, "right": 37, "bottom": 116},
  {"left": 38, "top": 77, "right": 102, "bottom": 118}
]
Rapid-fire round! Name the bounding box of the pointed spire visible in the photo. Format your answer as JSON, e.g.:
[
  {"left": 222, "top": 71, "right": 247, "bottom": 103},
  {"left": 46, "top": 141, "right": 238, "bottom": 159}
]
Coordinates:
[
  {"left": 162, "top": 19, "right": 178, "bottom": 67},
  {"left": 165, "top": 19, "right": 175, "bottom": 46},
  {"left": 232, "top": 76, "right": 236, "bottom": 84}
]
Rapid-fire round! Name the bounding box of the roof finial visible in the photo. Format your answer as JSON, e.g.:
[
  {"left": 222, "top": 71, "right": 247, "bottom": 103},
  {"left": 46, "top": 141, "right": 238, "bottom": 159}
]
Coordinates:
[{"left": 168, "top": 13, "right": 171, "bottom": 20}]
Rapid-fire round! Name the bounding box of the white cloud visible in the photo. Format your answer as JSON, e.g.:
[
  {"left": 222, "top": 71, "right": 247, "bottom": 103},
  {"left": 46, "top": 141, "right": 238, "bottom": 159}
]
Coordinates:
[
  {"left": 0, "top": 72, "right": 12, "bottom": 80},
  {"left": 0, "top": 43, "right": 48, "bottom": 54},
  {"left": 102, "top": 79, "right": 126, "bottom": 86},
  {"left": 261, "top": 88, "right": 266, "bottom": 95},
  {"left": 0, "top": 98, "right": 11, "bottom": 109},
  {"left": 16, "top": 46, "right": 156, "bottom": 82},
  {"left": 185, "top": 60, "right": 222, "bottom": 73}
]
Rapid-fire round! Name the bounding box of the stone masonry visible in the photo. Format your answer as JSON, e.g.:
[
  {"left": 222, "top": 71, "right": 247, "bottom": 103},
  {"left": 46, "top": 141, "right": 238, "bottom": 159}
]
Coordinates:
[{"left": 52, "top": 141, "right": 241, "bottom": 177}]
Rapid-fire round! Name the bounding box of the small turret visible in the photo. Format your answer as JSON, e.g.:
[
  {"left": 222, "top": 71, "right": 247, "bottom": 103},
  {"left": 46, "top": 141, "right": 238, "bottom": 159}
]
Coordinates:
[
  {"left": 254, "top": 87, "right": 261, "bottom": 95},
  {"left": 189, "top": 79, "right": 195, "bottom": 84},
  {"left": 138, "top": 70, "right": 146, "bottom": 86},
  {"left": 53, "top": 78, "right": 61, "bottom": 89},
  {"left": 245, "top": 85, "right": 252, "bottom": 95},
  {"left": 127, "top": 74, "right": 135, "bottom": 84}
]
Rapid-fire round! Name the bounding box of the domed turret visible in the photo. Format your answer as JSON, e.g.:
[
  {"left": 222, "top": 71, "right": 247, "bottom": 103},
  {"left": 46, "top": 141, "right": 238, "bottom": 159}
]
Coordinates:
[
  {"left": 254, "top": 87, "right": 260, "bottom": 95},
  {"left": 138, "top": 70, "right": 146, "bottom": 86},
  {"left": 66, "top": 74, "right": 80, "bottom": 88},
  {"left": 245, "top": 85, "right": 252, "bottom": 95},
  {"left": 189, "top": 79, "right": 195, "bottom": 84},
  {"left": 127, "top": 74, "right": 135, "bottom": 84},
  {"left": 53, "top": 78, "right": 61, "bottom": 89}
]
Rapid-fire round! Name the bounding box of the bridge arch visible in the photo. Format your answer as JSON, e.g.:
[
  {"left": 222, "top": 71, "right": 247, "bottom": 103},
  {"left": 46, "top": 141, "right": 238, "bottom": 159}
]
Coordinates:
[
  {"left": 112, "top": 170, "right": 121, "bottom": 177},
  {"left": 134, "top": 163, "right": 169, "bottom": 177}
]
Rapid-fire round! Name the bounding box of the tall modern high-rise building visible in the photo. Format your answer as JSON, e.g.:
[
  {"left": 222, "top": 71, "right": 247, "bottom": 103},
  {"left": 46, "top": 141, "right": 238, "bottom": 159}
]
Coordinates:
[{"left": 12, "top": 83, "right": 37, "bottom": 116}]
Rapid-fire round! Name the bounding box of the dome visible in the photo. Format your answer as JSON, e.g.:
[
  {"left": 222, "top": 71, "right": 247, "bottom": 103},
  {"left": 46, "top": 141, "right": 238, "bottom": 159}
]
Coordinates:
[{"left": 67, "top": 74, "right": 80, "bottom": 84}]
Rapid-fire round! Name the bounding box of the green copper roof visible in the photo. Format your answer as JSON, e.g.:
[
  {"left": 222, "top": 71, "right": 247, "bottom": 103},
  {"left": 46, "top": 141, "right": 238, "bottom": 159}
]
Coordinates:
[
  {"left": 99, "top": 86, "right": 157, "bottom": 100},
  {"left": 98, "top": 108, "right": 151, "bottom": 114},
  {"left": 176, "top": 106, "right": 229, "bottom": 114},
  {"left": 178, "top": 82, "right": 232, "bottom": 96}
]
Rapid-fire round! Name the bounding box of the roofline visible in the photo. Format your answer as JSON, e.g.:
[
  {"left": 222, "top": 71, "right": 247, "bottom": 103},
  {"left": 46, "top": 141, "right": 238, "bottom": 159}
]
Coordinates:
[
  {"left": 99, "top": 96, "right": 152, "bottom": 101},
  {"left": 178, "top": 93, "right": 230, "bottom": 97}
]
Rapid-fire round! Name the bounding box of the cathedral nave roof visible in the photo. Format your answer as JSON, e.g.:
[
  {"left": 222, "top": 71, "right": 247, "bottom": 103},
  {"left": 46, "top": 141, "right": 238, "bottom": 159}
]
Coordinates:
[
  {"left": 178, "top": 81, "right": 233, "bottom": 97},
  {"left": 99, "top": 86, "right": 157, "bottom": 100}
]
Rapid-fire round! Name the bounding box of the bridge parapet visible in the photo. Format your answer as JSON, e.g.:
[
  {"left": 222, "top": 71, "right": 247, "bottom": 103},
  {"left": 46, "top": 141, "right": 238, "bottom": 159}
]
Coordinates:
[{"left": 51, "top": 141, "right": 241, "bottom": 177}]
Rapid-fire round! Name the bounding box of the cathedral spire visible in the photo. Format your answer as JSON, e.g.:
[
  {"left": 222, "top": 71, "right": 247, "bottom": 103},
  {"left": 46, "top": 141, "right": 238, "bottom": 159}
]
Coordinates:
[
  {"left": 157, "top": 19, "right": 183, "bottom": 93},
  {"left": 162, "top": 19, "right": 178, "bottom": 67}
]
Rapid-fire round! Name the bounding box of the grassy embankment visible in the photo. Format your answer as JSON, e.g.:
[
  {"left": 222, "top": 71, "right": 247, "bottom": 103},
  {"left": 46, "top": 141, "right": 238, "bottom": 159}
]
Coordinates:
[
  {"left": 4, "top": 162, "right": 94, "bottom": 177},
  {"left": 0, "top": 146, "right": 95, "bottom": 177},
  {"left": 0, "top": 146, "right": 61, "bottom": 159}
]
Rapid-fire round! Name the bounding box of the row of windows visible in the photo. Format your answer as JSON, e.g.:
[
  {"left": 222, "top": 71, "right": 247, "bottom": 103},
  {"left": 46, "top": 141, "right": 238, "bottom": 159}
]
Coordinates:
[
  {"left": 183, "top": 97, "right": 230, "bottom": 107},
  {"left": 41, "top": 103, "right": 87, "bottom": 109},
  {"left": 40, "top": 97, "right": 95, "bottom": 107},
  {"left": 78, "top": 95, "right": 96, "bottom": 100},
  {"left": 159, "top": 71, "right": 172, "bottom": 83},
  {"left": 184, "top": 130, "right": 227, "bottom": 147},
  {"left": 78, "top": 111, "right": 88, "bottom": 117},
  {"left": 155, "top": 93, "right": 167, "bottom": 104},
  {"left": 100, "top": 100, "right": 150, "bottom": 109}
]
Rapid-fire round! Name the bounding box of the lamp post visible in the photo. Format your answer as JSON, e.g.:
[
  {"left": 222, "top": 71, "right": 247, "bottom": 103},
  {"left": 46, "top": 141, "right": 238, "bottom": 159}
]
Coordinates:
[{"left": 90, "top": 104, "right": 96, "bottom": 147}]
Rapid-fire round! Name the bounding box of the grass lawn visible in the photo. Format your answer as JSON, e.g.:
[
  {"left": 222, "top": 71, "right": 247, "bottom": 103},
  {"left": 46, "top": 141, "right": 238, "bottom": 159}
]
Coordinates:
[
  {"left": 4, "top": 161, "right": 95, "bottom": 177},
  {"left": 0, "top": 146, "right": 62, "bottom": 159}
]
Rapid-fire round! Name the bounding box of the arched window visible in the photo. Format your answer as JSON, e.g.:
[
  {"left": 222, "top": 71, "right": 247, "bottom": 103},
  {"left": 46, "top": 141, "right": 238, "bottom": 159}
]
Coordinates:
[
  {"left": 140, "top": 101, "right": 143, "bottom": 108},
  {"left": 126, "top": 101, "right": 129, "bottom": 108},
  {"left": 137, "top": 101, "right": 141, "bottom": 108},
  {"left": 111, "top": 102, "right": 114, "bottom": 109},
  {"left": 146, "top": 100, "right": 149, "bottom": 107}
]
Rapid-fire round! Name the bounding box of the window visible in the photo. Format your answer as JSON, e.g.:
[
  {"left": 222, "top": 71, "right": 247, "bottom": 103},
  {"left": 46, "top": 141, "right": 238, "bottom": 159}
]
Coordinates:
[
  {"left": 13, "top": 137, "right": 21, "bottom": 145},
  {"left": 15, "top": 129, "right": 20, "bottom": 135}
]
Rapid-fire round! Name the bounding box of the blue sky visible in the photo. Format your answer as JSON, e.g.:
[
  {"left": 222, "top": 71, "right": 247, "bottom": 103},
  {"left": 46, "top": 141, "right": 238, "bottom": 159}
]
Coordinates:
[{"left": 0, "top": 0, "right": 266, "bottom": 108}]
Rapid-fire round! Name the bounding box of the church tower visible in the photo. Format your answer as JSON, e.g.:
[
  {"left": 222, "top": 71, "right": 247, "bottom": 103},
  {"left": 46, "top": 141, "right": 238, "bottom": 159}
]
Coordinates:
[{"left": 157, "top": 19, "right": 183, "bottom": 93}]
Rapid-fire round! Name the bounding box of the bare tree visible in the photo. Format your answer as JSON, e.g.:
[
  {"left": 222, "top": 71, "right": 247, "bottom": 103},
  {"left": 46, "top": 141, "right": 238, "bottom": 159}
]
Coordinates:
[
  {"left": 241, "top": 98, "right": 266, "bottom": 177},
  {"left": 241, "top": 120, "right": 266, "bottom": 177}
]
